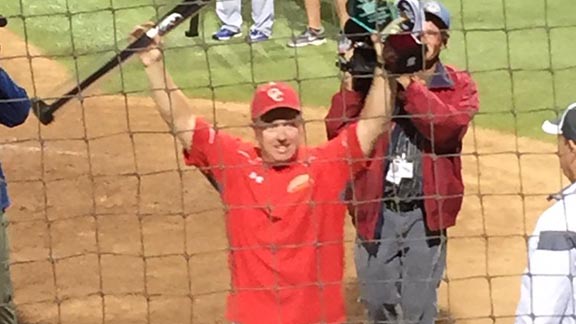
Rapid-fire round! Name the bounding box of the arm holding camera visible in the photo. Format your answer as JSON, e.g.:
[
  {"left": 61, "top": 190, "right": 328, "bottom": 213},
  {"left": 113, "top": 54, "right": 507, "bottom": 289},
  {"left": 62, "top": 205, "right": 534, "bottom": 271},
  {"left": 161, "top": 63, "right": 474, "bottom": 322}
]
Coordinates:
[
  {"left": 400, "top": 70, "right": 479, "bottom": 149},
  {"left": 355, "top": 38, "right": 397, "bottom": 156}
]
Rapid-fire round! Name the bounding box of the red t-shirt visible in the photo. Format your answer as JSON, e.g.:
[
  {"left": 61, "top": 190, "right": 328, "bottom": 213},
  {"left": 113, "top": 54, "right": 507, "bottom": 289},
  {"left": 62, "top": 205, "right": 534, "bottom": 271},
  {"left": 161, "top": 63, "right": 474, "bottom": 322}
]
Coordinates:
[{"left": 183, "top": 118, "right": 366, "bottom": 324}]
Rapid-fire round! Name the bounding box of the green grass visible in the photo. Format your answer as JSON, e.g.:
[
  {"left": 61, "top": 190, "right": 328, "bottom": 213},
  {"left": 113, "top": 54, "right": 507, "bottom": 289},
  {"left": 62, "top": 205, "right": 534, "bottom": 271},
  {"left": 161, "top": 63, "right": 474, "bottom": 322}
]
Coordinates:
[
  {"left": 1, "top": 0, "right": 576, "bottom": 141},
  {"left": 1, "top": 0, "right": 343, "bottom": 106}
]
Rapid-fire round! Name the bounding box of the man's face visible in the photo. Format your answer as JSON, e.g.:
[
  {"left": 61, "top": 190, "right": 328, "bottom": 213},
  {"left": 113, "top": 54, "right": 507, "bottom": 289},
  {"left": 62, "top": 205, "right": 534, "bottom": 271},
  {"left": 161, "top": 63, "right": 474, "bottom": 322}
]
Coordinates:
[
  {"left": 421, "top": 20, "right": 444, "bottom": 62},
  {"left": 557, "top": 135, "right": 576, "bottom": 182},
  {"left": 254, "top": 109, "right": 303, "bottom": 164}
]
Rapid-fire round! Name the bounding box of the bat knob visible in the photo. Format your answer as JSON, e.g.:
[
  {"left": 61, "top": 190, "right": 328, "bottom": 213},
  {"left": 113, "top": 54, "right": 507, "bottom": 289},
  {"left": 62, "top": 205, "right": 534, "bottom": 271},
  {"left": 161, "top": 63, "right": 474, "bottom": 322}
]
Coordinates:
[{"left": 32, "top": 99, "right": 55, "bottom": 125}]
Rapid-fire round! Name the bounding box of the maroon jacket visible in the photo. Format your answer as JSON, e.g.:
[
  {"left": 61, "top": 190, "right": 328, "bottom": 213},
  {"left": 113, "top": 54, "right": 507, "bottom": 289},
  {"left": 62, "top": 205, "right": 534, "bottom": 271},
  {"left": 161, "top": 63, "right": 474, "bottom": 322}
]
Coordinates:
[{"left": 325, "top": 63, "right": 479, "bottom": 240}]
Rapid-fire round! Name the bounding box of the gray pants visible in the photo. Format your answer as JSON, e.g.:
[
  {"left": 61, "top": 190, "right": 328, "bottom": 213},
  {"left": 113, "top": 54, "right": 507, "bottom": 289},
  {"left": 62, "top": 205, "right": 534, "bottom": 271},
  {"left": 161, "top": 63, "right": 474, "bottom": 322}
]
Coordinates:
[
  {"left": 0, "top": 213, "right": 16, "bottom": 324},
  {"left": 354, "top": 207, "right": 446, "bottom": 324},
  {"left": 216, "top": 0, "right": 275, "bottom": 36}
]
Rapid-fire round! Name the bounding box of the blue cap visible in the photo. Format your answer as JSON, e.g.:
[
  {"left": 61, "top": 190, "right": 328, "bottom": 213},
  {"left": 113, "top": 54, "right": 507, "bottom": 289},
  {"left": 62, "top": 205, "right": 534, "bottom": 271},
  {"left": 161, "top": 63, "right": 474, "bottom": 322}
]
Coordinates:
[{"left": 423, "top": 0, "right": 451, "bottom": 30}]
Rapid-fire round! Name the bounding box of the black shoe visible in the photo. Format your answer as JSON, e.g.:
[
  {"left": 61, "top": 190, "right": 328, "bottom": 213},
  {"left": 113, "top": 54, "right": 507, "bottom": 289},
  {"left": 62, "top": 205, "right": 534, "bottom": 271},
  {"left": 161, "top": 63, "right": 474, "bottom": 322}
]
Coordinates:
[{"left": 185, "top": 30, "right": 199, "bottom": 38}]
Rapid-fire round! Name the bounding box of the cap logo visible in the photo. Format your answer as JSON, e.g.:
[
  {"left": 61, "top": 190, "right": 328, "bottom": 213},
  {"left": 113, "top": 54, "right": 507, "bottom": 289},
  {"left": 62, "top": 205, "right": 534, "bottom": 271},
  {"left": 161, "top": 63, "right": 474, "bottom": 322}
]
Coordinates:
[
  {"left": 267, "top": 87, "right": 284, "bottom": 102},
  {"left": 425, "top": 2, "right": 441, "bottom": 14}
]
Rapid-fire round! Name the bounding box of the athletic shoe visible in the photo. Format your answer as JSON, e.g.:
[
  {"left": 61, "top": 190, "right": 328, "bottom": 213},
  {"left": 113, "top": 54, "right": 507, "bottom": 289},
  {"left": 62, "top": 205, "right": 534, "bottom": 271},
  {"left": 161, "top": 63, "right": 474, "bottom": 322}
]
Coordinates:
[
  {"left": 286, "top": 27, "right": 327, "bottom": 48},
  {"left": 338, "top": 32, "right": 352, "bottom": 54},
  {"left": 212, "top": 27, "right": 242, "bottom": 41},
  {"left": 247, "top": 29, "right": 270, "bottom": 43}
]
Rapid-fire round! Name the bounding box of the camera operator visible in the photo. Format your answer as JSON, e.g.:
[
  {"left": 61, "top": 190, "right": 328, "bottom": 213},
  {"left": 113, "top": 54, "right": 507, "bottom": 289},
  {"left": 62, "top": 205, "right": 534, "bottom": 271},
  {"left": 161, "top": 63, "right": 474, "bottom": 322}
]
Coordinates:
[{"left": 325, "top": 1, "right": 479, "bottom": 322}]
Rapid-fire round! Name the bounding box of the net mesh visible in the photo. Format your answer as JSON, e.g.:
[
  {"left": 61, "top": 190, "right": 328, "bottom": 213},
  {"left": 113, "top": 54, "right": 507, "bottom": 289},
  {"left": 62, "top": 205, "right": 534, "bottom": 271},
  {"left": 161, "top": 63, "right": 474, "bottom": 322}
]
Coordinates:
[{"left": 0, "top": 0, "right": 571, "bottom": 323}]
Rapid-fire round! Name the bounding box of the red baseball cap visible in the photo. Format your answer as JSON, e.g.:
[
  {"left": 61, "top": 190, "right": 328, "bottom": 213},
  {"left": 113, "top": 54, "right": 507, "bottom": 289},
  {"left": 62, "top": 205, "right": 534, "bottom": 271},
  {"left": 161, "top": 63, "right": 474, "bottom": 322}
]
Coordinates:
[{"left": 250, "top": 82, "right": 302, "bottom": 120}]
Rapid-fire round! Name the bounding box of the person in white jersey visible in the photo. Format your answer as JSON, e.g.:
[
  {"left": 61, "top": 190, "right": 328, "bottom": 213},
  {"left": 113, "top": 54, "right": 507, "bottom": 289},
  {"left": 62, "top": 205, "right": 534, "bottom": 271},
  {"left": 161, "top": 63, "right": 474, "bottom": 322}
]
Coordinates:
[{"left": 515, "top": 102, "right": 576, "bottom": 324}]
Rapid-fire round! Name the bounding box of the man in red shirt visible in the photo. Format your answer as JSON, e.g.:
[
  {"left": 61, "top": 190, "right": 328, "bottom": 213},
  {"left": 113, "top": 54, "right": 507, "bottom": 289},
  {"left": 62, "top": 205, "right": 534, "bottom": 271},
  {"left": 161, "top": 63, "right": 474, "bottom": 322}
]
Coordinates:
[
  {"left": 131, "top": 24, "right": 396, "bottom": 324},
  {"left": 325, "top": 1, "right": 480, "bottom": 323}
]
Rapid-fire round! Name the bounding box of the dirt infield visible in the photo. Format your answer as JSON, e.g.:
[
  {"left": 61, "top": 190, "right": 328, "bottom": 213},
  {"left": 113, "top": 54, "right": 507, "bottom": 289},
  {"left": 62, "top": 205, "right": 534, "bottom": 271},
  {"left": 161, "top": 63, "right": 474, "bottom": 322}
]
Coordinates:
[{"left": 0, "top": 28, "right": 567, "bottom": 324}]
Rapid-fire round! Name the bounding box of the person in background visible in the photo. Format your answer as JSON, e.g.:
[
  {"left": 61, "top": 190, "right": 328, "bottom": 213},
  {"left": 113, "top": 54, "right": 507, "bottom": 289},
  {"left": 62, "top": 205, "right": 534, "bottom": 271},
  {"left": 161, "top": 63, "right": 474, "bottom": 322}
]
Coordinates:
[
  {"left": 287, "top": 0, "right": 350, "bottom": 51},
  {"left": 515, "top": 103, "right": 576, "bottom": 324},
  {"left": 212, "top": 0, "right": 274, "bottom": 43},
  {"left": 0, "top": 16, "right": 32, "bottom": 324},
  {"left": 324, "top": 1, "right": 480, "bottom": 322}
]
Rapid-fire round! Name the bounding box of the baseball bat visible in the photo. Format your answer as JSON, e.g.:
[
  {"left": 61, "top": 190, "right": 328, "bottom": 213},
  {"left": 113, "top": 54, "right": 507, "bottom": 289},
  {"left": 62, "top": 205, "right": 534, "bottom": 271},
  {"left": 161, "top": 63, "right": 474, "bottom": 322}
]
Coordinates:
[{"left": 32, "top": 0, "right": 211, "bottom": 125}]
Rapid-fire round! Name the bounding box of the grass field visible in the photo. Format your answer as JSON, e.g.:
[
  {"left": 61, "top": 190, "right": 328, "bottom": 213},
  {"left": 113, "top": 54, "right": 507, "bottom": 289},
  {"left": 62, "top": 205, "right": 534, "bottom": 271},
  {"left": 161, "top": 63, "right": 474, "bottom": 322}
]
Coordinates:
[{"left": 1, "top": 0, "right": 576, "bottom": 140}]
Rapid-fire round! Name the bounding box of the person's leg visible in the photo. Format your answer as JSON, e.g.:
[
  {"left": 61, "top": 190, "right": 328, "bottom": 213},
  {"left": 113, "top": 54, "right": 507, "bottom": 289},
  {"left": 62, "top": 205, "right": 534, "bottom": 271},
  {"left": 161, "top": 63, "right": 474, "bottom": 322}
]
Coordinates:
[
  {"left": 213, "top": 0, "right": 243, "bottom": 40},
  {"left": 399, "top": 208, "right": 447, "bottom": 324},
  {"left": 334, "top": 0, "right": 352, "bottom": 53},
  {"left": 286, "top": 0, "right": 326, "bottom": 47},
  {"left": 0, "top": 213, "right": 17, "bottom": 324},
  {"left": 247, "top": 0, "right": 274, "bottom": 42},
  {"left": 305, "top": 0, "right": 322, "bottom": 30},
  {"left": 354, "top": 208, "right": 405, "bottom": 323},
  {"left": 334, "top": 0, "right": 349, "bottom": 29}
]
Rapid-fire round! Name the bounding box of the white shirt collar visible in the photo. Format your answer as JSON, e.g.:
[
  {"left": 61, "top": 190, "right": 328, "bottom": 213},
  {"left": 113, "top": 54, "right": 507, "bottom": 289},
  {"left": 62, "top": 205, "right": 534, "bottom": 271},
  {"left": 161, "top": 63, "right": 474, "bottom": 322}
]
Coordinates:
[{"left": 547, "top": 182, "right": 576, "bottom": 201}]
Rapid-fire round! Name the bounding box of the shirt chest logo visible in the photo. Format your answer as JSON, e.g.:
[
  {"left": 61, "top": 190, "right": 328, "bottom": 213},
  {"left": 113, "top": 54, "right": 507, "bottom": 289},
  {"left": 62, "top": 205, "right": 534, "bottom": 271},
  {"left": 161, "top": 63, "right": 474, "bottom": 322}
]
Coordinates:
[{"left": 287, "top": 174, "right": 313, "bottom": 193}]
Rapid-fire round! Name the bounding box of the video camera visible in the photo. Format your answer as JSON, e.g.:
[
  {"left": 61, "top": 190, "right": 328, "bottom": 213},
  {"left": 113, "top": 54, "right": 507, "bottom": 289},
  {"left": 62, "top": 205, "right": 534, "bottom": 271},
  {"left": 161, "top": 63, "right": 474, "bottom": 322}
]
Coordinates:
[{"left": 338, "top": 0, "right": 427, "bottom": 85}]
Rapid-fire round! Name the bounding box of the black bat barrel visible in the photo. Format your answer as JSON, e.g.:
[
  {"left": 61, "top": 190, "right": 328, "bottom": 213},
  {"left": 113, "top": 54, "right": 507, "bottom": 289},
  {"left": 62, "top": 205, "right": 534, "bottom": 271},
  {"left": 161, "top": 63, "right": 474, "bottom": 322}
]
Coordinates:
[{"left": 33, "top": 0, "right": 211, "bottom": 125}]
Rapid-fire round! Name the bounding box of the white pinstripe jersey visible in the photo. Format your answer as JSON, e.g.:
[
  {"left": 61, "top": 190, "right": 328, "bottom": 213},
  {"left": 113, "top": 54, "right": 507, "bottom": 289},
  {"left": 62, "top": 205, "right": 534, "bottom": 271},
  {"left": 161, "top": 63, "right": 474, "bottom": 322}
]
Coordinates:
[{"left": 515, "top": 182, "right": 576, "bottom": 324}]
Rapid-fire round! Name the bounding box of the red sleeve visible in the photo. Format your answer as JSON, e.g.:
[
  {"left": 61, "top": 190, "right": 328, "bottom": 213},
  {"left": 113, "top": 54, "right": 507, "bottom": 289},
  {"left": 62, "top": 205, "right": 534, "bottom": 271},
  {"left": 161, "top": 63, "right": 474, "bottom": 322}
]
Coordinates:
[
  {"left": 324, "top": 89, "right": 364, "bottom": 140},
  {"left": 315, "top": 123, "right": 371, "bottom": 177},
  {"left": 403, "top": 70, "right": 479, "bottom": 148},
  {"left": 182, "top": 117, "right": 243, "bottom": 174}
]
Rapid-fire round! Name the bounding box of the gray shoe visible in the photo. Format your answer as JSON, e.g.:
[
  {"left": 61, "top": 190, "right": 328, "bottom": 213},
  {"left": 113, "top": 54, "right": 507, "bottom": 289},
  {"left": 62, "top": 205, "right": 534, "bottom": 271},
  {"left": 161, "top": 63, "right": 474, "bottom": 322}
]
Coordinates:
[
  {"left": 287, "top": 27, "right": 327, "bottom": 48},
  {"left": 338, "top": 32, "right": 352, "bottom": 54}
]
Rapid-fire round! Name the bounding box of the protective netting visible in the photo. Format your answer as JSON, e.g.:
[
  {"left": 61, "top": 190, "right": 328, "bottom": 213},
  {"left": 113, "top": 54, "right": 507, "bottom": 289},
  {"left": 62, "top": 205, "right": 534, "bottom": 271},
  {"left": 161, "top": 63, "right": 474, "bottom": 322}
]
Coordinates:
[{"left": 0, "top": 0, "right": 572, "bottom": 323}]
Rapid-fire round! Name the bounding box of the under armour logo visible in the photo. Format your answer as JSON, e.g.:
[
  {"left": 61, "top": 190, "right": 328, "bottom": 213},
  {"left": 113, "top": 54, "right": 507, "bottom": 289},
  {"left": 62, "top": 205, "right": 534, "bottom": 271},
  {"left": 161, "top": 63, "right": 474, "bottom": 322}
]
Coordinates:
[
  {"left": 267, "top": 88, "right": 284, "bottom": 102},
  {"left": 406, "top": 56, "right": 416, "bottom": 67},
  {"left": 249, "top": 171, "right": 264, "bottom": 184}
]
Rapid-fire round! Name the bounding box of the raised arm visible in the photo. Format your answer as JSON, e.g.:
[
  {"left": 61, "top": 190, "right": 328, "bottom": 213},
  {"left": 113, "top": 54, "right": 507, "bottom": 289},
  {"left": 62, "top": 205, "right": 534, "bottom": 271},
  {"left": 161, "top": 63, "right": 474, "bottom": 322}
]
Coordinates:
[
  {"left": 355, "top": 38, "right": 397, "bottom": 157},
  {"left": 143, "top": 59, "right": 196, "bottom": 150},
  {"left": 133, "top": 23, "right": 196, "bottom": 151}
]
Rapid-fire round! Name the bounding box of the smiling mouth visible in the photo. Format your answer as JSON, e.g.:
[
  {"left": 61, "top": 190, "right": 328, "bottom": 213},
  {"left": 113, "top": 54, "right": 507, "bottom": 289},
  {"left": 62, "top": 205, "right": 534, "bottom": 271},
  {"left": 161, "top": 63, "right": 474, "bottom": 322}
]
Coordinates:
[{"left": 276, "top": 146, "right": 289, "bottom": 154}]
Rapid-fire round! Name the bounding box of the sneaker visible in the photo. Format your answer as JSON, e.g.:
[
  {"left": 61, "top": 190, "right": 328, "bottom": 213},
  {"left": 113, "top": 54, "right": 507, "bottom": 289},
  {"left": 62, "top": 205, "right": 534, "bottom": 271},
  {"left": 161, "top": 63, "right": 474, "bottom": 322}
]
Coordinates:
[
  {"left": 338, "top": 32, "right": 352, "bottom": 54},
  {"left": 212, "top": 27, "right": 242, "bottom": 41},
  {"left": 247, "top": 29, "right": 270, "bottom": 43},
  {"left": 287, "top": 27, "right": 327, "bottom": 48}
]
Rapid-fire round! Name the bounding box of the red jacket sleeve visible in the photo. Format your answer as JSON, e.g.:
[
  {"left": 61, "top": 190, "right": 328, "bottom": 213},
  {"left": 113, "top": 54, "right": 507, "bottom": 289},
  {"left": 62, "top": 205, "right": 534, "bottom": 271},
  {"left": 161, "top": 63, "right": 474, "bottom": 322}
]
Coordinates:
[
  {"left": 324, "top": 89, "right": 365, "bottom": 140},
  {"left": 402, "top": 69, "right": 479, "bottom": 149}
]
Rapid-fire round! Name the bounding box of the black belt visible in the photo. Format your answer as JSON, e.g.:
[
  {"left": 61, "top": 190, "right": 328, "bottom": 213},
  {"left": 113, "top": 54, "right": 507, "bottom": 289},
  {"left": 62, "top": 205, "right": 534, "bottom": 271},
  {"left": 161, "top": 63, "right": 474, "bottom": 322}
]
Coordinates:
[{"left": 383, "top": 198, "right": 422, "bottom": 213}]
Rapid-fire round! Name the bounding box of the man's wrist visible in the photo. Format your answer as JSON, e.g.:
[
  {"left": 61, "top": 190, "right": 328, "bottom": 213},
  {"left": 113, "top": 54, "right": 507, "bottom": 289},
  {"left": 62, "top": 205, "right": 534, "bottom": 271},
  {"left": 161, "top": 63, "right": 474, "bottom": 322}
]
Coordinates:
[
  {"left": 374, "top": 64, "right": 388, "bottom": 78},
  {"left": 396, "top": 75, "right": 413, "bottom": 89}
]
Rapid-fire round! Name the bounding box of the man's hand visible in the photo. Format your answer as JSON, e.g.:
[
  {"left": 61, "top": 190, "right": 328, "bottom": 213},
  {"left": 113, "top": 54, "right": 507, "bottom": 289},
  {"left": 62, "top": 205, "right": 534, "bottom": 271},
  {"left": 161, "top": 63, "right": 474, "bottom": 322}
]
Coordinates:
[
  {"left": 129, "top": 22, "right": 164, "bottom": 67},
  {"left": 396, "top": 73, "right": 428, "bottom": 90}
]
